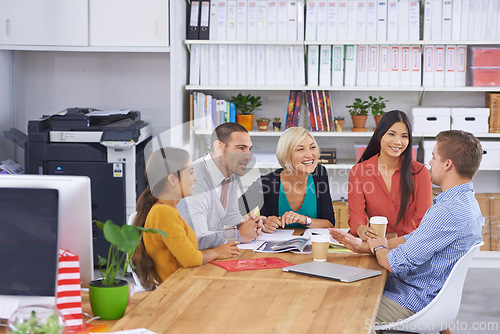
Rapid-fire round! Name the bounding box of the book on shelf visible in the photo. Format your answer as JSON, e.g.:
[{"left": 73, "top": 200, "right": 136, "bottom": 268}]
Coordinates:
[
  {"left": 305, "top": 90, "right": 333, "bottom": 132},
  {"left": 285, "top": 90, "right": 302, "bottom": 130},
  {"left": 285, "top": 90, "right": 296, "bottom": 130},
  {"left": 254, "top": 237, "right": 311, "bottom": 253},
  {"left": 199, "top": 0, "right": 211, "bottom": 40},
  {"left": 292, "top": 91, "right": 302, "bottom": 126},
  {"left": 314, "top": 90, "right": 325, "bottom": 131},
  {"left": 319, "top": 148, "right": 337, "bottom": 164},
  {"left": 187, "top": 0, "right": 201, "bottom": 40},
  {"left": 486, "top": 93, "right": 500, "bottom": 133},
  {"left": 190, "top": 91, "right": 237, "bottom": 131}
]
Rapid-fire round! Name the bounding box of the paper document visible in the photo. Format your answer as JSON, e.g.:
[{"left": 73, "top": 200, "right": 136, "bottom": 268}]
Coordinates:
[
  {"left": 87, "top": 109, "right": 131, "bottom": 117},
  {"left": 259, "top": 229, "right": 295, "bottom": 240},
  {"left": 238, "top": 229, "right": 295, "bottom": 250},
  {"left": 303, "top": 228, "right": 358, "bottom": 253}
]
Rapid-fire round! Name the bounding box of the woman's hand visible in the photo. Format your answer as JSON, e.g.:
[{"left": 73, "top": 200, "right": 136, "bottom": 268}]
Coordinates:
[
  {"left": 357, "top": 225, "right": 379, "bottom": 241},
  {"left": 215, "top": 241, "right": 240, "bottom": 259},
  {"left": 282, "top": 211, "right": 303, "bottom": 226},
  {"left": 329, "top": 228, "right": 370, "bottom": 254},
  {"left": 263, "top": 216, "right": 283, "bottom": 233}
]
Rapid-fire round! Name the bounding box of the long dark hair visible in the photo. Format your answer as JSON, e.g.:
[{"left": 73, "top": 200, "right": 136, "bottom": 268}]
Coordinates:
[
  {"left": 359, "top": 110, "right": 421, "bottom": 225},
  {"left": 132, "top": 147, "right": 190, "bottom": 289}
]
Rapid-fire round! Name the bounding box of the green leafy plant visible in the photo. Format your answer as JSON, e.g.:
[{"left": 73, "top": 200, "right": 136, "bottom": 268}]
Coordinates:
[
  {"left": 273, "top": 117, "right": 281, "bottom": 123},
  {"left": 230, "top": 93, "right": 262, "bottom": 115},
  {"left": 11, "top": 310, "right": 63, "bottom": 334},
  {"left": 334, "top": 115, "right": 345, "bottom": 120},
  {"left": 94, "top": 220, "right": 168, "bottom": 287},
  {"left": 346, "top": 98, "right": 370, "bottom": 116},
  {"left": 369, "top": 95, "right": 389, "bottom": 116},
  {"left": 256, "top": 117, "right": 270, "bottom": 122}
]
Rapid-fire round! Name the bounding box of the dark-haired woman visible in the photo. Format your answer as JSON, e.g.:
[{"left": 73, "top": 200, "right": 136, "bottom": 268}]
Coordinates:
[
  {"left": 132, "top": 147, "right": 239, "bottom": 289},
  {"left": 348, "top": 110, "right": 432, "bottom": 240}
]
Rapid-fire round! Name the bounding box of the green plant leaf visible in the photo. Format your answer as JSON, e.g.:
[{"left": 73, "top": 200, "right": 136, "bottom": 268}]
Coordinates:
[
  {"left": 119, "top": 225, "right": 143, "bottom": 254},
  {"left": 93, "top": 219, "right": 168, "bottom": 286},
  {"left": 103, "top": 221, "right": 130, "bottom": 251}
]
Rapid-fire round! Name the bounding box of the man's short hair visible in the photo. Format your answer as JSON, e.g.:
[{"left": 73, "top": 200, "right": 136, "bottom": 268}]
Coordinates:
[
  {"left": 276, "top": 127, "right": 319, "bottom": 171},
  {"left": 436, "top": 130, "right": 483, "bottom": 179},
  {"left": 210, "top": 122, "right": 248, "bottom": 151}
]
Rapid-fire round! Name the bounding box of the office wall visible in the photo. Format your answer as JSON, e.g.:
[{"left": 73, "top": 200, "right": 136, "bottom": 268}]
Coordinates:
[
  {"left": 15, "top": 51, "right": 171, "bottom": 139},
  {"left": 0, "top": 51, "right": 15, "bottom": 161}
]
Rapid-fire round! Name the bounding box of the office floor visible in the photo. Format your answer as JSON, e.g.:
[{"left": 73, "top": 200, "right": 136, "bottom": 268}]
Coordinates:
[{"left": 454, "top": 268, "right": 500, "bottom": 334}]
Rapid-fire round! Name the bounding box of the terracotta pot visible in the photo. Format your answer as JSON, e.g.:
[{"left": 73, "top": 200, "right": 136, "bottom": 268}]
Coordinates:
[
  {"left": 335, "top": 119, "right": 346, "bottom": 132},
  {"left": 351, "top": 115, "right": 367, "bottom": 132},
  {"left": 256, "top": 121, "right": 270, "bottom": 131},
  {"left": 374, "top": 115, "right": 383, "bottom": 126},
  {"left": 236, "top": 114, "right": 254, "bottom": 131}
]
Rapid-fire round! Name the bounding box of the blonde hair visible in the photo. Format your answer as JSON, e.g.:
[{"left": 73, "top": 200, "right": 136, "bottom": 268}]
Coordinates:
[{"left": 276, "top": 127, "right": 319, "bottom": 171}]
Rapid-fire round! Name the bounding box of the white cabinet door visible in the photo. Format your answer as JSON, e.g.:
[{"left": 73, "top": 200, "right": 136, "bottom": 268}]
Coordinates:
[
  {"left": 89, "top": 0, "right": 169, "bottom": 47},
  {"left": 0, "top": 0, "right": 88, "bottom": 46}
]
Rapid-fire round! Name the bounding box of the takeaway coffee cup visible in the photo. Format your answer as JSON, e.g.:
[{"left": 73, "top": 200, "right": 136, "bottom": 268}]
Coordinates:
[
  {"left": 311, "top": 234, "right": 330, "bottom": 262},
  {"left": 369, "top": 216, "right": 388, "bottom": 238}
]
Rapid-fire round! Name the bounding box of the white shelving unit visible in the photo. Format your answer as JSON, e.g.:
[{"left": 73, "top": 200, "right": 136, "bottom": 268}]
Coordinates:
[
  {"left": 0, "top": 1, "right": 188, "bottom": 148},
  {"left": 185, "top": 28, "right": 500, "bottom": 189}
]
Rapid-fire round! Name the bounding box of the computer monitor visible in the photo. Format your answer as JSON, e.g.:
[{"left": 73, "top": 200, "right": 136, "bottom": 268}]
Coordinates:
[
  {"left": 0, "top": 175, "right": 94, "bottom": 289},
  {"left": 0, "top": 187, "right": 60, "bottom": 308}
]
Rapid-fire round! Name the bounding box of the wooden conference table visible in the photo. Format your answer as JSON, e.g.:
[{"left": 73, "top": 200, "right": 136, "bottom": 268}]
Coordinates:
[{"left": 109, "top": 250, "right": 387, "bottom": 334}]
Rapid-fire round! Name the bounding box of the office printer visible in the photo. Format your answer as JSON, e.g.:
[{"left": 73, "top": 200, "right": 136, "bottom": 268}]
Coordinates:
[{"left": 25, "top": 107, "right": 152, "bottom": 261}]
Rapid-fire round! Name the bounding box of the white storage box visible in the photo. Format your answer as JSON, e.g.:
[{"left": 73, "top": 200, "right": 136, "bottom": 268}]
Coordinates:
[
  {"left": 424, "top": 140, "right": 500, "bottom": 169},
  {"left": 412, "top": 107, "right": 451, "bottom": 134},
  {"left": 480, "top": 142, "right": 500, "bottom": 167},
  {"left": 423, "top": 141, "right": 437, "bottom": 165},
  {"left": 451, "top": 108, "right": 490, "bottom": 134}
]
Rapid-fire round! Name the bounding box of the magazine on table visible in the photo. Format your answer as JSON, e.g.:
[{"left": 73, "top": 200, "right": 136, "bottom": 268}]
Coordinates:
[{"left": 253, "top": 237, "right": 312, "bottom": 254}]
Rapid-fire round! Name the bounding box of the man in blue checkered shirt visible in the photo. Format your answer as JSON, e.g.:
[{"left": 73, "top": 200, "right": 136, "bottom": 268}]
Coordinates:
[{"left": 330, "top": 130, "right": 483, "bottom": 334}]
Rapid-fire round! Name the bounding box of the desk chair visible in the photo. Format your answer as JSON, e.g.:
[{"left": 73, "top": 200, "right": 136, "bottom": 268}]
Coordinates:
[
  {"left": 374, "top": 242, "right": 484, "bottom": 334},
  {"left": 127, "top": 211, "right": 142, "bottom": 287}
]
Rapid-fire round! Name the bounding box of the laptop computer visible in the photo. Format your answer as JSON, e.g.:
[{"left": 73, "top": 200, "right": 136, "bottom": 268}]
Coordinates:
[{"left": 283, "top": 261, "right": 382, "bottom": 283}]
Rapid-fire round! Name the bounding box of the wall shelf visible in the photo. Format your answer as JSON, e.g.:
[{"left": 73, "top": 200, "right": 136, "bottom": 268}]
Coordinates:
[
  {"left": 186, "top": 85, "right": 500, "bottom": 92},
  {"left": 186, "top": 40, "right": 500, "bottom": 46},
  {"left": 0, "top": 45, "right": 171, "bottom": 52}
]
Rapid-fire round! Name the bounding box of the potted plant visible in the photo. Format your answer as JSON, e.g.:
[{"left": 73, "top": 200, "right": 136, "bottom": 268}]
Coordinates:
[
  {"left": 256, "top": 117, "right": 271, "bottom": 131},
  {"left": 346, "top": 98, "right": 370, "bottom": 132},
  {"left": 369, "top": 95, "right": 389, "bottom": 127},
  {"left": 334, "top": 116, "right": 346, "bottom": 132},
  {"left": 272, "top": 117, "right": 282, "bottom": 132},
  {"left": 89, "top": 220, "right": 167, "bottom": 320},
  {"left": 230, "top": 93, "right": 262, "bottom": 131}
]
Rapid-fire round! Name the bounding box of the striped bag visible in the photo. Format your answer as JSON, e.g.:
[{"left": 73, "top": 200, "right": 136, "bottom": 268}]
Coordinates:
[{"left": 57, "top": 249, "right": 83, "bottom": 331}]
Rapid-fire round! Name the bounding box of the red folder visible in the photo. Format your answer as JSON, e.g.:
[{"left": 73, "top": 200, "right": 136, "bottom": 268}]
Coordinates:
[{"left": 211, "top": 257, "right": 294, "bottom": 272}]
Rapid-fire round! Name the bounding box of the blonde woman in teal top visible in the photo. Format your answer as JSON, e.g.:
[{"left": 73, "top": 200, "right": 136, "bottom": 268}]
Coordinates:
[
  {"left": 242, "top": 127, "right": 335, "bottom": 233},
  {"left": 278, "top": 173, "right": 318, "bottom": 228}
]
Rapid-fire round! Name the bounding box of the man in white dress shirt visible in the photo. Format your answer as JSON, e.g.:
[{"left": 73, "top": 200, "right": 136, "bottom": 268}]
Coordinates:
[{"left": 177, "top": 122, "right": 264, "bottom": 249}]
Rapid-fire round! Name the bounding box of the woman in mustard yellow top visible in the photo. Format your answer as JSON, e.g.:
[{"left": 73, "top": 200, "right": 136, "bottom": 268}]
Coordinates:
[{"left": 132, "top": 147, "right": 239, "bottom": 289}]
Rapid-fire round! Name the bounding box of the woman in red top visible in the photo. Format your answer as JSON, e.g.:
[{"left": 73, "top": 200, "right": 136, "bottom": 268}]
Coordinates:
[{"left": 348, "top": 110, "right": 432, "bottom": 240}]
